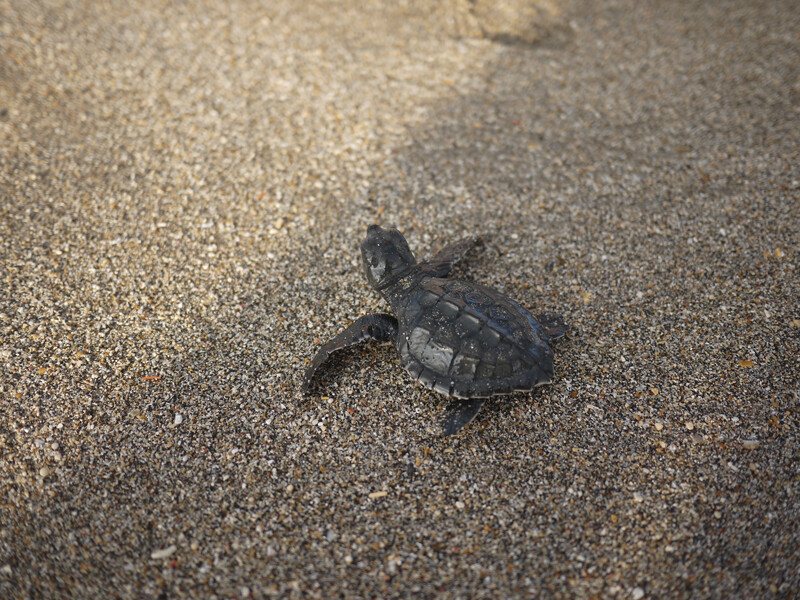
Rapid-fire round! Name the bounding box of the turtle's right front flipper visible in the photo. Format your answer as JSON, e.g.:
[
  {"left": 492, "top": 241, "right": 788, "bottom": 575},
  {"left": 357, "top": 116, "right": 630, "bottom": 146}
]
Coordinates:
[
  {"left": 302, "top": 313, "right": 398, "bottom": 394},
  {"left": 418, "top": 235, "right": 483, "bottom": 278}
]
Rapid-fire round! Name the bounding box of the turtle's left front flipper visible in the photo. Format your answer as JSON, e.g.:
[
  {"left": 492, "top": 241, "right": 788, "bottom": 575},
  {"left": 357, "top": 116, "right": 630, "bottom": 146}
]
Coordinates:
[
  {"left": 418, "top": 236, "right": 483, "bottom": 278},
  {"left": 302, "top": 313, "right": 398, "bottom": 394}
]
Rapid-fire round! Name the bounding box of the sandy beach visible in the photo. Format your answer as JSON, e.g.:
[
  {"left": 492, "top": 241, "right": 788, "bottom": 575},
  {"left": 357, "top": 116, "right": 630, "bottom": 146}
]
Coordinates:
[{"left": 1, "top": 0, "right": 798, "bottom": 597}]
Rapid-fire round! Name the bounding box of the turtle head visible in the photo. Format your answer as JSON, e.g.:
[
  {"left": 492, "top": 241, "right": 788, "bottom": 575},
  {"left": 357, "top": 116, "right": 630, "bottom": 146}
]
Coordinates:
[{"left": 361, "top": 225, "right": 416, "bottom": 290}]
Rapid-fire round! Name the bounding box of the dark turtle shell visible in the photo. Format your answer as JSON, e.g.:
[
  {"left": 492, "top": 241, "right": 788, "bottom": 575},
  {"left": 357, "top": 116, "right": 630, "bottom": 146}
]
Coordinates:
[{"left": 396, "top": 277, "right": 554, "bottom": 398}]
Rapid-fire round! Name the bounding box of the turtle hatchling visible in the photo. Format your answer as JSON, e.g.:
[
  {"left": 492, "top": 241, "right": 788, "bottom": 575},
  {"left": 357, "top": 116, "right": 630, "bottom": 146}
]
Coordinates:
[{"left": 303, "top": 225, "right": 567, "bottom": 435}]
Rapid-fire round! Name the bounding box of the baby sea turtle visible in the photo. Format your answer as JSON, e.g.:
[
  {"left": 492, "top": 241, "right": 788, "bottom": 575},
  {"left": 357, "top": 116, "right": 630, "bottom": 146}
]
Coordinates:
[{"left": 303, "top": 225, "right": 567, "bottom": 435}]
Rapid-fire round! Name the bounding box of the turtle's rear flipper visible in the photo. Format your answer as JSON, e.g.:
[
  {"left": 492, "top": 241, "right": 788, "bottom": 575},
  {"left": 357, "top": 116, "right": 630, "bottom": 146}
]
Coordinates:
[
  {"left": 442, "top": 398, "right": 487, "bottom": 436},
  {"left": 419, "top": 236, "right": 483, "bottom": 278},
  {"left": 302, "top": 313, "right": 398, "bottom": 394},
  {"left": 535, "top": 312, "right": 568, "bottom": 341}
]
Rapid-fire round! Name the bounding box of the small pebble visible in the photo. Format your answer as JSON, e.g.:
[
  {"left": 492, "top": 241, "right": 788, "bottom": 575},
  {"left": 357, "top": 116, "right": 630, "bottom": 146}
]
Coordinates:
[
  {"left": 174, "top": 413, "right": 183, "bottom": 425},
  {"left": 742, "top": 439, "right": 759, "bottom": 450},
  {"left": 685, "top": 422, "right": 694, "bottom": 431},
  {"left": 632, "top": 587, "right": 645, "bottom": 600},
  {"left": 150, "top": 545, "right": 177, "bottom": 560},
  {"left": 39, "top": 467, "right": 50, "bottom": 478}
]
